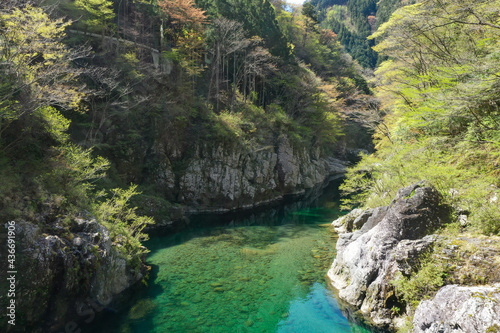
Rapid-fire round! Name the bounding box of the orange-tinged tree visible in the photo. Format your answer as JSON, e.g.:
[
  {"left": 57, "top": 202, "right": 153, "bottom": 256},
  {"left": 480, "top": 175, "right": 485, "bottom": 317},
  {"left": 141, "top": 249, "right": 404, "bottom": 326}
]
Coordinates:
[
  {"left": 158, "top": 0, "right": 207, "bottom": 32},
  {"left": 158, "top": 0, "right": 208, "bottom": 85}
]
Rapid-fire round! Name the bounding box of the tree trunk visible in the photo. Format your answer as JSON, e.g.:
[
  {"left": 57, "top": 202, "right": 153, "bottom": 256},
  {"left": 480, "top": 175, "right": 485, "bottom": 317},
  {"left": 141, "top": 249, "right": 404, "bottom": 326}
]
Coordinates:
[
  {"left": 232, "top": 53, "right": 236, "bottom": 110},
  {"left": 216, "top": 42, "right": 220, "bottom": 111}
]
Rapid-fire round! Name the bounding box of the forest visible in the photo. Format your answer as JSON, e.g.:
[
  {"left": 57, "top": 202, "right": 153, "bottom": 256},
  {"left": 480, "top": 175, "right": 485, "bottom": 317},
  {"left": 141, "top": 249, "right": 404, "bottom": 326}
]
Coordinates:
[
  {"left": 342, "top": 0, "right": 500, "bottom": 236},
  {"left": 1, "top": 0, "right": 499, "bottom": 331},
  {"left": 311, "top": 0, "right": 405, "bottom": 68},
  {"left": 0, "top": 0, "right": 371, "bottom": 264},
  {"left": 339, "top": 0, "right": 500, "bottom": 324}
]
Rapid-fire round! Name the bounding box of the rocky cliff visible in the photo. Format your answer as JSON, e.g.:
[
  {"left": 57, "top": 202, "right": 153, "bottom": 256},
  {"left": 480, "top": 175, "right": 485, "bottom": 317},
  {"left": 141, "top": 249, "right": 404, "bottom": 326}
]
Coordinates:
[
  {"left": 1, "top": 136, "right": 350, "bottom": 331},
  {"left": 328, "top": 183, "right": 451, "bottom": 329},
  {"left": 328, "top": 182, "right": 500, "bottom": 332},
  {"left": 153, "top": 135, "right": 348, "bottom": 212},
  {"left": 1, "top": 215, "right": 144, "bottom": 332}
]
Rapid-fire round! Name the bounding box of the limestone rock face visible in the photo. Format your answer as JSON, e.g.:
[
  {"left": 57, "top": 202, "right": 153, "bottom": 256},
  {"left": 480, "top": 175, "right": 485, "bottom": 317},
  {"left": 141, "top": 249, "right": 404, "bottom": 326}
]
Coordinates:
[
  {"left": 328, "top": 183, "right": 450, "bottom": 328},
  {"left": 156, "top": 135, "right": 348, "bottom": 211},
  {"left": 8, "top": 217, "right": 143, "bottom": 332},
  {"left": 413, "top": 284, "right": 500, "bottom": 333}
]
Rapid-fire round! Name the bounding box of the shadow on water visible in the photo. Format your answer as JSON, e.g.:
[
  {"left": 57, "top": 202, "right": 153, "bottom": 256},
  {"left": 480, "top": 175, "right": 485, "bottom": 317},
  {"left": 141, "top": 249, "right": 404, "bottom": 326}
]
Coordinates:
[
  {"left": 86, "top": 177, "right": 386, "bottom": 333},
  {"left": 146, "top": 177, "right": 346, "bottom": 256}
]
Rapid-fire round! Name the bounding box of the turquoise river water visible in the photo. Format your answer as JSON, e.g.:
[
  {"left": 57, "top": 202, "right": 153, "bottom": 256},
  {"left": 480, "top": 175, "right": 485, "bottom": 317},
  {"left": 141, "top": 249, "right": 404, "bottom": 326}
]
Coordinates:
[{"left": 90, "top": 179, "right": 377, "bottom": 333}]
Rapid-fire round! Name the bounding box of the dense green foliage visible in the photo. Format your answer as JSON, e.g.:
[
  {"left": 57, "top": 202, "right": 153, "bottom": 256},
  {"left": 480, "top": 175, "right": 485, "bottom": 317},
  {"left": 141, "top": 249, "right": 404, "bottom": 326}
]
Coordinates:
[
  {"left": 0, "top": 3, "right": 152, "bottom": 262},
  {"left": 196, "top": 0, "right": 290, "bottom": 58},
  {"left": 391, "top": 251, "right": 449, "bottom": 308},
  {"left": 94, "top": 185, "right": 154, "bottom": 266},
  {"left": 341, "top": 0, "right": 500, "bottom": 234},
  {"left": 0, "top": 0, "right": 371, "bottom": 268},
  {"left": 332, "top": 1, "right": 500, "bottom": 324},
  {"left": 312, "top": 0, "right": 403, "bottom": 68}
]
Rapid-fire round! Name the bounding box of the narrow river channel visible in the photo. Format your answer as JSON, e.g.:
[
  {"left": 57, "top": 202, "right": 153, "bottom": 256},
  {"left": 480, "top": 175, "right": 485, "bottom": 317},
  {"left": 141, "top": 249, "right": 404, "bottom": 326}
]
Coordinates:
[{"left": 90, "top": 178, "right": 377, "bottom": 333}]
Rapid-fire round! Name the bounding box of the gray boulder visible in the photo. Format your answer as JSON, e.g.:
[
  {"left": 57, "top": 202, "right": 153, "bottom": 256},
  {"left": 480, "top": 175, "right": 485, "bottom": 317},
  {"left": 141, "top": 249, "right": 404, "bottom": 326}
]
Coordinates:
[
  {"left": 413, "top": 284, "right": 500, "bottom": 333},
  {"left": 331, "top": 208, "right": 364, "bottom": 233},
  {"left": 6, "top": 216, "right": 143, "bottom": 332},
  {"left": 328, "top": 182, "right": 450, "bottom": 328}
]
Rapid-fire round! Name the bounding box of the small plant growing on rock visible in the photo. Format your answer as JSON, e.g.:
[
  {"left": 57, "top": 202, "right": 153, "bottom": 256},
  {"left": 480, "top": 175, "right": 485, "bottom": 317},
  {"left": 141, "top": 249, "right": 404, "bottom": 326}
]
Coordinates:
[
  {"left": 93, "top": 185, "right": 154, "bottom": 267},
  {"left": 486, "top": 324, "right": 500, "bottom": 333},
  {"left": 390, "top": 306, "right": 401, "bottom": 315},
  {"left": 391, "top": 253, "right": 450, "bottom": 309}
]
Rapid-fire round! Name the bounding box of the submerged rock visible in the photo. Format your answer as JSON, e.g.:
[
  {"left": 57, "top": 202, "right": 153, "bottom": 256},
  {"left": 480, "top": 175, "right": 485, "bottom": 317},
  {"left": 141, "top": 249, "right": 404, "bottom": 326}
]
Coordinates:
[
  {"left": 328, "top": 182, "right": 451, "bottom": 329},
  {"left": 413, "top": 284, "right": 500, "bottom": 333}
]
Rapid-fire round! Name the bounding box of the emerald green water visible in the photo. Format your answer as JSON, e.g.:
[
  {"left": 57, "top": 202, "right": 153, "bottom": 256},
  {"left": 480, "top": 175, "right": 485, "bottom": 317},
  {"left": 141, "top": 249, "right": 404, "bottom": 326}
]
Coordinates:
[{"left": 90, "top": 180, "right": 376, "bottom": 333}]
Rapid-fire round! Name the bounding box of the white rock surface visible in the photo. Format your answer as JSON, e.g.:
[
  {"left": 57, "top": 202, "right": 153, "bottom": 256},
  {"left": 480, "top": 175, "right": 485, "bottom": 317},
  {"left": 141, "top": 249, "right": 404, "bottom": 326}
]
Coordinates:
[{"left": 413, "top": 284, "right": 500, "bottom": 333}]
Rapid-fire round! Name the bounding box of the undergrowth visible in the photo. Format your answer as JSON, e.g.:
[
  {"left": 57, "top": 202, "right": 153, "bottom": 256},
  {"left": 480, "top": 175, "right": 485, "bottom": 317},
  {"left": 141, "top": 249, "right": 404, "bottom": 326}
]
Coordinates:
[
  {"left": 340, "top": 137, "right": 500, "bottom": 236},
  {"left": 391, "top": 251, "right": 450, "bottom": 310}
]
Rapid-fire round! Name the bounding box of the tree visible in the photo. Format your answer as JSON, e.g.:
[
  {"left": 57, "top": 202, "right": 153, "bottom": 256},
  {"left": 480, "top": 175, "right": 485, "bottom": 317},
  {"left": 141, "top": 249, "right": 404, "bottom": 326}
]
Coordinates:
[
  {"left": 206, "top": 18, "right": 275, "bottom": 110},
  {"left": 197, "top": 0, "right": 290, "bottom": 59},
  {"left": 158, "top": 0, "right": 207, "bottom": 35},
  {"left": 0, "top": 5, "right": 89, "bottom": 149},
  {"left": 370, "top": 0, "right": 500, "bottom": 142},
  {"left": 206, "top": 18, "right": 247, "bottom": 109},
  {"left": 94, "top": 185, "right": 154, "bottom": 263},
  {"left": 75, "top": 0, "right": 116, "bottom": 35},
  {"left": 158, "top": 0, "right": 208, "bottom": 88},
  {"left": 302, "top": 2, "right": 319, "bottom": 27}
]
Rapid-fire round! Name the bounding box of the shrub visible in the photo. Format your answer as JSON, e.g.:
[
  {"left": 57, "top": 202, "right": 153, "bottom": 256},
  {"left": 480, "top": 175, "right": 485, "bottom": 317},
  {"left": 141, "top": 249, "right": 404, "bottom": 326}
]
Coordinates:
[
  {"left": 340, "top": 138, "right": 500, "bottom": 235},
  {"left": 93, "top": 185, "right": 154, "bottom": 267},
  {"left": 391, "top": 253, "right": 449, "bottom": 309}
]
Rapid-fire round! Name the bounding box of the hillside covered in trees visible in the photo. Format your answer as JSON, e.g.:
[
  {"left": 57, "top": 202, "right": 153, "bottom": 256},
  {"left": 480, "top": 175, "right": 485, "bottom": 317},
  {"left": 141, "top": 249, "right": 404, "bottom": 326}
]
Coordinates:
[
  {"left": 342, "top": 0, "right": 500, "bottom": 239},
  {"left": 0, "top": 0, "right": 371, "bottom": 236},
  {"left": 1, "top": 0, "right": 499, "bottom": 331},
  {"left": 336, "top": 0, "right": 500, "bottom": 330},
  {"left": 0, "top": 0, "right": 374, "bottom": 330},
  {"left": 311, "top": 0, "right": 406, "bottom": 67}
]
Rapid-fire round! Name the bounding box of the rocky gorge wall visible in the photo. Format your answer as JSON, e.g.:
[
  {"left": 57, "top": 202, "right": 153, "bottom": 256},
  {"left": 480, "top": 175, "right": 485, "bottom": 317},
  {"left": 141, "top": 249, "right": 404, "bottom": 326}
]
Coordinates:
[
  {"left": 328, "top": 182, "right": 500, "bottom": 332},
  {"left": 1, "top": 134, "right": 352, "bottom": 332},
  {"left": 153, "top": 135, "right": 349, "bottom": 213},
  {"left": 1, "top": 216, "right": 144, "bottom": 332}
]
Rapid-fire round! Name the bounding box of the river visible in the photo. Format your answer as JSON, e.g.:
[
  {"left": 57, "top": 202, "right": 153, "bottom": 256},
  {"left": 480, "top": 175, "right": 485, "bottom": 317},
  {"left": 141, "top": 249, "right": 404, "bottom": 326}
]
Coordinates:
[{"left": 90, "top": 178, "right": 376, "bottom": 333}]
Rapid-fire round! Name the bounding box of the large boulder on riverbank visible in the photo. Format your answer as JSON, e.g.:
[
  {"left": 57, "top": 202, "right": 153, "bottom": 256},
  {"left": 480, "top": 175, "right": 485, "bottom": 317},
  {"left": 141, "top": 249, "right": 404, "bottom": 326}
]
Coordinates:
[
  {"left": 413, "top": 284, "right": 500, "bottom": 333},
  {"left": 328, "top": 182, "right": 451, "bottom": 328},
  {"left": 2, "top": 216, "right": 144, "bottom": 332}
]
